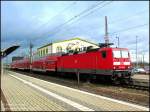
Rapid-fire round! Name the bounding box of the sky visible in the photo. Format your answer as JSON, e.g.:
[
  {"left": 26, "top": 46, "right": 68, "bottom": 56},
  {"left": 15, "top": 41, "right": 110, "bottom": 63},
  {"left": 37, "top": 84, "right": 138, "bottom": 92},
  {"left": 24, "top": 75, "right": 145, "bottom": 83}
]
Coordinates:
[{"left": 1, "top": 1, "right": 149, "bottom": 63}]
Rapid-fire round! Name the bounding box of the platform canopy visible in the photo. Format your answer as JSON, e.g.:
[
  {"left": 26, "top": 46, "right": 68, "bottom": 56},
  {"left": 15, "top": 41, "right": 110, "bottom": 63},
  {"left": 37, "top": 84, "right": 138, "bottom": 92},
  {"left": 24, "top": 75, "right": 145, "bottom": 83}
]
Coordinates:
[{"left": 1, "top": 45, "right": 20, "bottom": 58}]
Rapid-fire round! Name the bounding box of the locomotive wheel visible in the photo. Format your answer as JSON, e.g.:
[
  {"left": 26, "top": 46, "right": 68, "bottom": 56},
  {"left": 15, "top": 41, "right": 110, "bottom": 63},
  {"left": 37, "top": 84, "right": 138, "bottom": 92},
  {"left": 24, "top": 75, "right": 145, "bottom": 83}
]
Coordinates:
[
  {"left": 128, "top": 77, "right": 133, "bottom": 85},
  {"left": 120, "top": 77, "right": 133, "bottom": 85},
  {"left": 89, "top": 74, "right": 96, "bottom": 83},
  {"left": 111, "top": 76, "right": 120, "bottom": 85},
  {"left": 112, "top": 79, "right": 120, "bottom": 85},
  {"left": 120, "top": 79, "right": 128, "bottom": 85}
]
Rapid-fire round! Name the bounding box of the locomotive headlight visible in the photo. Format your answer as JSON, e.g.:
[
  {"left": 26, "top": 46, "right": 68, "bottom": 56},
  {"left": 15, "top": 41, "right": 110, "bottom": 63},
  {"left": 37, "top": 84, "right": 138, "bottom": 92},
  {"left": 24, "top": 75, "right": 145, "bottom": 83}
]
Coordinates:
[
  {"left": 113, "top": 62, "right": 120, "bottom": 65},
  {"left": 124, "top": 62, "right": 130, "bottom": 65},
  {"left": 113, "top": 66, "right": 116, "bottom": 69}
]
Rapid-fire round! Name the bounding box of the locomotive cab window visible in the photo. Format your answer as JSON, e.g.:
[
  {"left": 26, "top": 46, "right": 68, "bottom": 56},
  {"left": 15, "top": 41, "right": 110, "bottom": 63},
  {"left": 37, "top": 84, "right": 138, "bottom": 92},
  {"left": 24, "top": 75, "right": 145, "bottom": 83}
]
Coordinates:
[
  {"left": 101, "top": 51, "right": 107, "bottom": 58},
  {"left": 121, "top": 50, "right": 129, "bottom": 58},
  {"left": 113, "top": 50, "right": 121, "bottom": 58},
  {"left": 113, "top": 50, "right": 129, "bottom": 58}
]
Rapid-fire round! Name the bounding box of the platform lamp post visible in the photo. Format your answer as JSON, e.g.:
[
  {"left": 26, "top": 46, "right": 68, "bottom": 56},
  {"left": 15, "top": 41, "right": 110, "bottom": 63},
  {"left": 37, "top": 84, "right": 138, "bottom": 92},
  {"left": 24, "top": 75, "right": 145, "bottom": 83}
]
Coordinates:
[
  {"left": 29, "top": 41, "right": 33, "bottom": 72},
  {"left": 1, "top": 45, "right": 20, "bottom": 75},
  {"left": 77, "top": 71, "right": 80, "bottom": 87},
  {"left": 142, "top": 52, "right": 145, "bottom": 68},
  {"left": 136, "top": 36, "right": 138, "bottom": 68}
]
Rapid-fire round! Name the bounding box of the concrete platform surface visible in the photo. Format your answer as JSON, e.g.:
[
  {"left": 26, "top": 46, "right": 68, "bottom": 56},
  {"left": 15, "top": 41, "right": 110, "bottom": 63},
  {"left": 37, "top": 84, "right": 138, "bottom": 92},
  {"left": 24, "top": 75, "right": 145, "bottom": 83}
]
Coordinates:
[{"left": 1, "top": 70, "right": 149, "bottom": 111}]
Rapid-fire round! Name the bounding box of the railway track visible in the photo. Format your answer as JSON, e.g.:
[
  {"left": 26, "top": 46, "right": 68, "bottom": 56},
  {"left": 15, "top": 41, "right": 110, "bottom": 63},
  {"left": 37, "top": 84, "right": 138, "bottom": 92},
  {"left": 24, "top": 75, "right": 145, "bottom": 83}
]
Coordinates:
[
  {"left": 6, "top": 69, "right": 149, "bottom": 91},
  {"left": 126, "top": 80, "right": 149, "bottom": 91}
]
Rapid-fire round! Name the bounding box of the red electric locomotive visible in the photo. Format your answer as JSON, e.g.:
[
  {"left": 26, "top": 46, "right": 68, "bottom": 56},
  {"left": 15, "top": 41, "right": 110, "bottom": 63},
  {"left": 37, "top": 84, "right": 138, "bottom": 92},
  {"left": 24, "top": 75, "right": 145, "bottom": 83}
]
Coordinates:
[
  {"left": 57, "top": 46, "right": 132, "bottom": 84},
  {"left": 32, "top": 55, "right": 60, "bottom": 72}
]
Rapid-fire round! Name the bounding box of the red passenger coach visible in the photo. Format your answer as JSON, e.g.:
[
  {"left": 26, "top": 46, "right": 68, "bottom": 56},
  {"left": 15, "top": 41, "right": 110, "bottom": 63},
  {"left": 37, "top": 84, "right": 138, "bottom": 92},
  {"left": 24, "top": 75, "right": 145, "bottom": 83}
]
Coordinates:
[
  {"left": 32, "top": 55, "right": 60, "bottom": 72},
  {"left": 44, "top": 55, "right": 60, "bottom": 72},
  {"left": 11, "top": 58, "right": 30, "bottom": 70},
  {"left": 11, "top": 60, "right": 18, "bottom": 69},
  {"left": 32, "top": 57, "right": 46, "bottom": 72}
]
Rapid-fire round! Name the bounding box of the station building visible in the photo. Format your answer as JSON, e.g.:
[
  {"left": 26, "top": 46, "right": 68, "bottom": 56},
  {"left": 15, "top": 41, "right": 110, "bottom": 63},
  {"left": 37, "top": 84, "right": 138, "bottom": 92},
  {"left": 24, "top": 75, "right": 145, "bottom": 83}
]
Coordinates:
[{"left": 36, "top": 37, "right": 99, "bottom": 57}]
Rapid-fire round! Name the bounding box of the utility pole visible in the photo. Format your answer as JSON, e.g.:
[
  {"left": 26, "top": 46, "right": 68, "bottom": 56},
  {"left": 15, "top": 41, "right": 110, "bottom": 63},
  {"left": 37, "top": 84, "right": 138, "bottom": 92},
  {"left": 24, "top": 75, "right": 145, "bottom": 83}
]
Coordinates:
[
  {"left": 142, "top": 53, "right": 144, "bottom": 68},
  {"left": 29, "top": 41, "right": 33, "bottom": 71},
  {"left": 136, "top": 36, "right": 138, "bottom": 68},
  {"left": 116, "top": 35, "right": 119, "bottom": 48},
  {"left": 1, "top": 58, "right": 3, "bottom": 75},
  {"left": 76, "top": 71, "right": 80, "bottom": 88},
  {"left": 105, "top": 16, "right": 109, "bottom": 46}
]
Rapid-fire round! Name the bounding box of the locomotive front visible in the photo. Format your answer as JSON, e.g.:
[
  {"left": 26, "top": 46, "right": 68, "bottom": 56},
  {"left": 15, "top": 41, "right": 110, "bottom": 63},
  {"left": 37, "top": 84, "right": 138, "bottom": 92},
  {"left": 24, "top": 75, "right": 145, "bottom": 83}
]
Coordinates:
[{"left": 111, "top": 48, "right": 132, "bottom": 84}]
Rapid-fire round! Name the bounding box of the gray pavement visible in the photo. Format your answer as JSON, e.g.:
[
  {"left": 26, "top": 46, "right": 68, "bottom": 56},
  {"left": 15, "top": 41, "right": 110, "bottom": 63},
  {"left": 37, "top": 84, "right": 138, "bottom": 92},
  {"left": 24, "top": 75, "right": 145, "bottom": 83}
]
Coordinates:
[
  {"left": 1, "top": 72, "right": 68, "bottom": 111},
  {"left": 1, "top": 101, "right": 5, "bottom": 111},
  {"left": 1, "top": 70, "right": 149, "bottom": 111}
]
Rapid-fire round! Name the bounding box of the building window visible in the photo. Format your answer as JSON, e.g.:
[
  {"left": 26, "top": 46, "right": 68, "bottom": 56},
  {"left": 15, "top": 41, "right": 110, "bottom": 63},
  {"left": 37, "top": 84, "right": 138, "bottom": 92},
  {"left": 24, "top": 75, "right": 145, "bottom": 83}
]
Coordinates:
[
  {"left": 56, "top": 46, "right": 62, "bottom": 53},
  {"left": 66, "top": 47, "right": 71, "bottom": 53},
  {"left": 39, "top": 51, "right": 40, "bottom": 56},
  {"left": 46, "top": 48, "right": 48, "bottom": 54},
  {"left": 43, "top": 49, "right": 45, "bottom": 55},
  {"left": 41, "top": 50, "right": 42, "bottom": 56},
  {"left": 75, "top": 47, "right": 80, "bottom": 52}
]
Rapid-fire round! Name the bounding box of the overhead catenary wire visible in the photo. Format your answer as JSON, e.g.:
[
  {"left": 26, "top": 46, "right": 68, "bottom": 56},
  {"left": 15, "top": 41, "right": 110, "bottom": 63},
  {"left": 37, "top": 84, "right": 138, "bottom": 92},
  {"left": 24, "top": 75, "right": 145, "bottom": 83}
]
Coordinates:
[
  {"left": 34, "top": 2, "right": 77, "bottom": 32},
  {"left": 45, "top": 2, "right": 148, "bottom": 41},
  {"left": 31, "top": 1, "right": 107, "bottom": 41},
  {"left": 35, "top": 1, "right": 113, "bottom": 42},
  {"left": 109, "top": 23, "right": 148, "bottom": 36},
  {"left": 50, "top": 1, "right": 113, "bottom": 37},
  {"left": 66, "top": 8, "right": 148, "bottom": 34},
  {"left": 27, "top": 1, "right": 106, "bottom": 48},
  {"left": 19, "top": 1, "right": 148, "bottom": 53},
  {"left": 108, "top": 9, "right": 148, "bottom": 25},
  {"left": 25, "top": 2, "right": 77, "bottom": 54},
  {"left": 109, "top": 23, "right": 148, "bottom": 48},
  {"left": 25, "top": 1, "right": 77, "bottom": 40}
]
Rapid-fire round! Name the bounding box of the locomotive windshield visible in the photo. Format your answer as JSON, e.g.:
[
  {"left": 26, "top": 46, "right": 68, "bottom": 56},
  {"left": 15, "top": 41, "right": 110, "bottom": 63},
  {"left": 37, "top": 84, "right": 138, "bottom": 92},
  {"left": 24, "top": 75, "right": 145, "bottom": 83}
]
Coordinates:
[
  {"left": 121, "top": 50, "right": 129, "bottom": 58},
  {"left": 113, "top": 51, "right": 121, "bottom": 58},
  {"left": 113, "top": 50, "right": 129, "bottom": 58}
]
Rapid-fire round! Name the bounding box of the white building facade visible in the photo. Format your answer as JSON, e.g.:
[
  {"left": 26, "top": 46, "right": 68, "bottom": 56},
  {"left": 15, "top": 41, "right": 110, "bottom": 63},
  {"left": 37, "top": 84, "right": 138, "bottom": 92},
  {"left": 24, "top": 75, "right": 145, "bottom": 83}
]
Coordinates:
[{"left": 37, "top": 37, "right": 99, "bottom": 57}]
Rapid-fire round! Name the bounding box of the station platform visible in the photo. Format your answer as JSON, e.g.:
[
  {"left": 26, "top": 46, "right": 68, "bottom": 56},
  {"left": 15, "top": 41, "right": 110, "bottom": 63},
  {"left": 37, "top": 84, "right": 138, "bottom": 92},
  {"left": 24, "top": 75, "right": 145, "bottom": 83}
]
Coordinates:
[{"left": 1, "top": 70, "right": 149, "bottom": 111}]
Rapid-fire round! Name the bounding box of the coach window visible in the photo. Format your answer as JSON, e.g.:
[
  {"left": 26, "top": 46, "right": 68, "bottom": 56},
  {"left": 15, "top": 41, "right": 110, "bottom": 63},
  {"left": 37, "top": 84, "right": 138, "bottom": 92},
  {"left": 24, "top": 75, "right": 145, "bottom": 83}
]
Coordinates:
[
  {"left": 57, "top": 46, "right": 62, "bottom": 53},
  {"left": 101, "top": 51, "right": 107, "bottom": 58},
  {"left": 38, "top": 51, "right": 40, "bottom": 56}
]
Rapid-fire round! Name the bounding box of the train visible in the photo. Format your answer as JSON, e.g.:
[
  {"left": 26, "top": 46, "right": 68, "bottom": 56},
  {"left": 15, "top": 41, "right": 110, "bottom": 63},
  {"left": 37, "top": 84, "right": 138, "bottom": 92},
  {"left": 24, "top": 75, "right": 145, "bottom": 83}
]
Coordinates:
[{"left": 10, "top": 44, "right": 133, "bottom": 84}]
